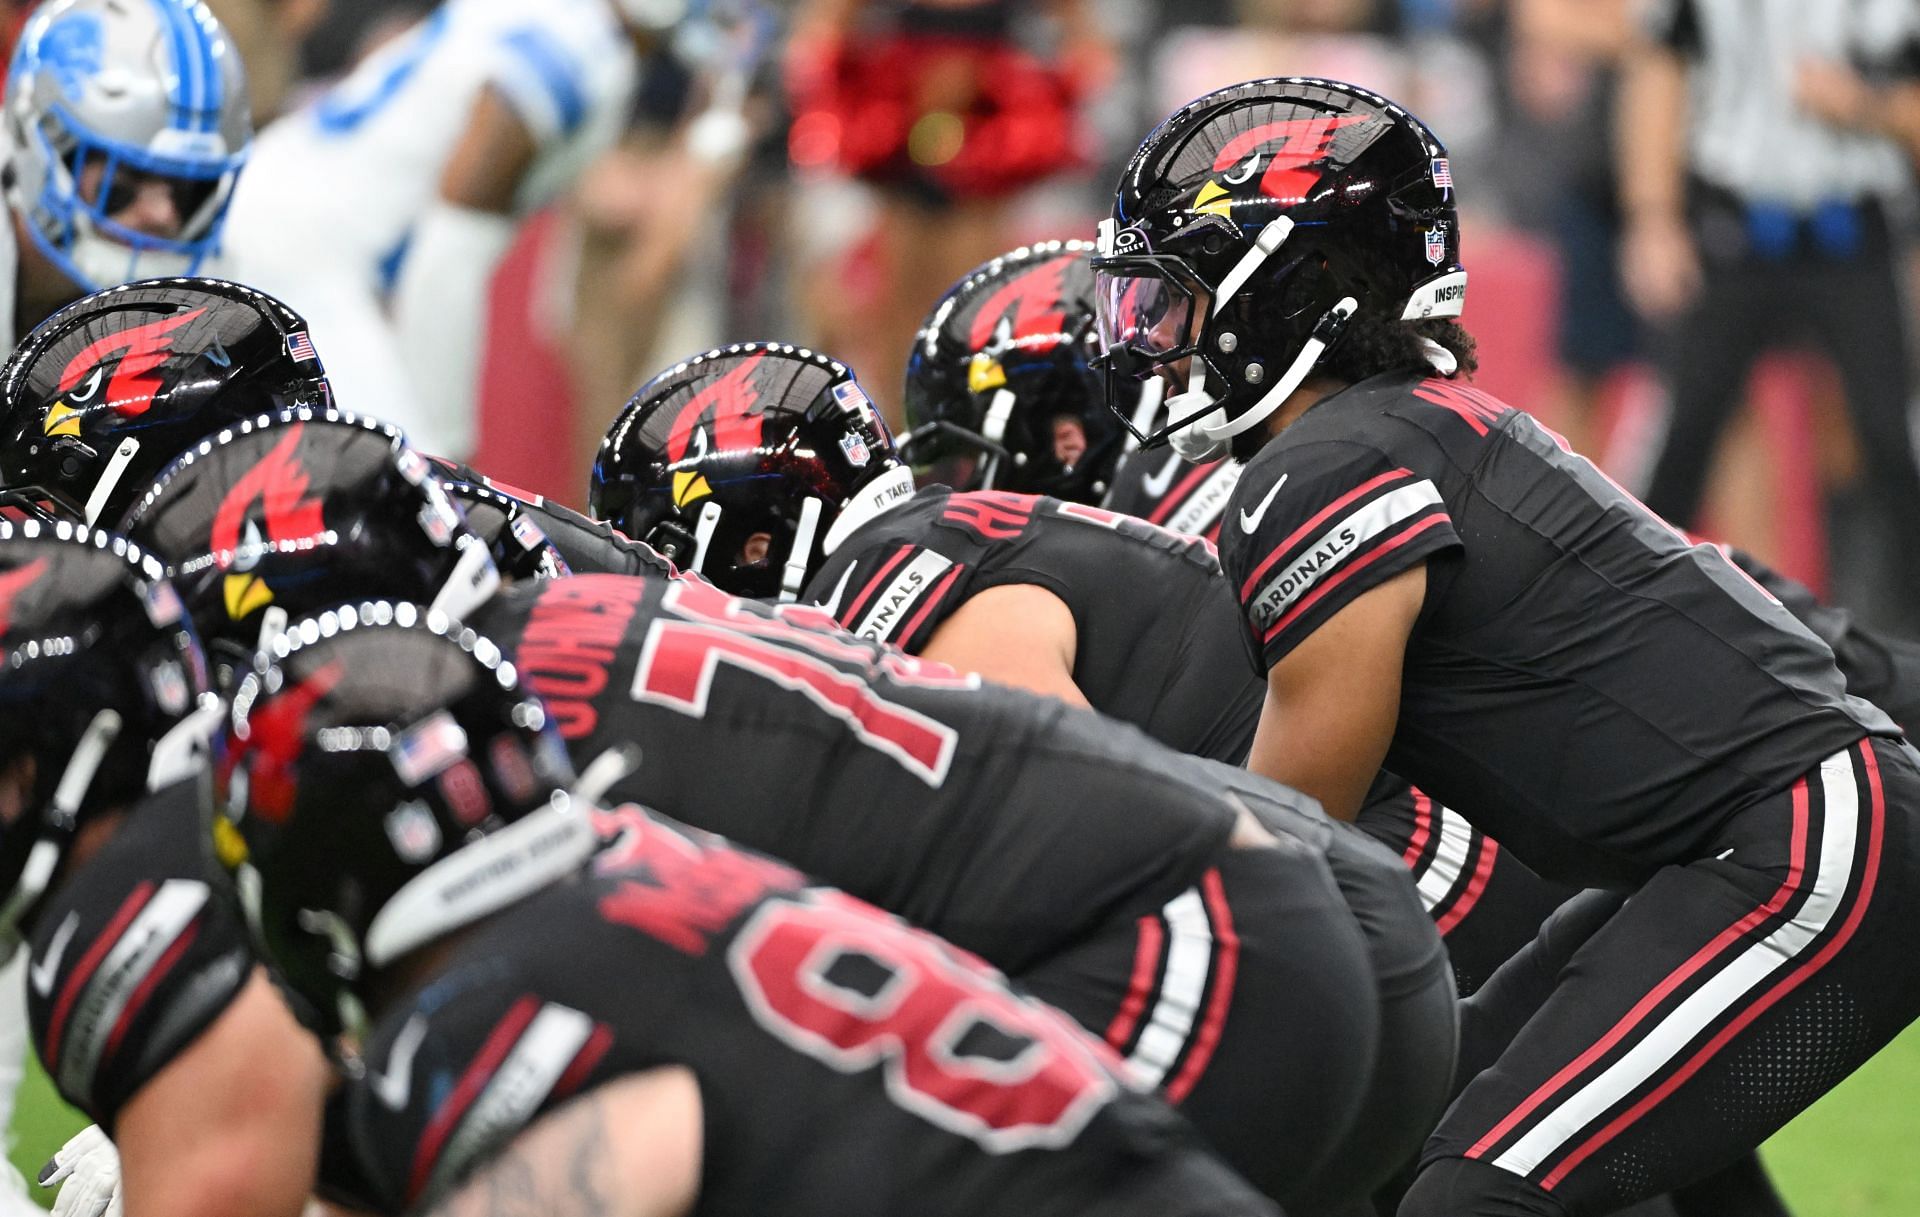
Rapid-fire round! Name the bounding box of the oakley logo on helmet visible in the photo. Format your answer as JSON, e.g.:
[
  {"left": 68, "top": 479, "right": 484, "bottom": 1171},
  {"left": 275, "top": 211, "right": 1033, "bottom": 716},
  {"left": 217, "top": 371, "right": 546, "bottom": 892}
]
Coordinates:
[
  {"left": 210, "top": 426, "right": 327, "bottom": 620},
  {"left": 52, "top": 308, "right": 209, "bottom": 431},
  {"left": 0, "top": 557, "right": 49, "bottom": 636},
  {"left": 1194, "top": 114, "right": 1373, "bottom": 213},
  {"left": 667, "top": 351, "right": 768, "bottom": 509}
]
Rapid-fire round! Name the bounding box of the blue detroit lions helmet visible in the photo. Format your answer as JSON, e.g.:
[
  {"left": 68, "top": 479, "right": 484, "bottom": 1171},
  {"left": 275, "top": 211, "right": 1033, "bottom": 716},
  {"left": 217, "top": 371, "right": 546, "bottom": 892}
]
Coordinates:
[{"left": 3, "top": 0, "right": 251, "bottom": 292}]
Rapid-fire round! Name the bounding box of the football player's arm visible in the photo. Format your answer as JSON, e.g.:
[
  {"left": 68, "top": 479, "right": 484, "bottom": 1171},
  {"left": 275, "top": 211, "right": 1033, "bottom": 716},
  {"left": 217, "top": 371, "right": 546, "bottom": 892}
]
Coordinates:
[
  {"left": 1616, "top": 2, "right": 1697, "bottom": 321},
  {"left": 1244, "top": 564, "right": 1427, "bottom": 823},
  {"left": 114, "top": 968, "right": 331, "bottom": 1217},
  {"left": 391, "top": 84, "right": 533, "bottom": 455},
  {"left": 918, "top": 584, "right": 1091, "bottom": 708},
  {"left": 421, "top": 1069, "right": 703, "bottom": 1217}
]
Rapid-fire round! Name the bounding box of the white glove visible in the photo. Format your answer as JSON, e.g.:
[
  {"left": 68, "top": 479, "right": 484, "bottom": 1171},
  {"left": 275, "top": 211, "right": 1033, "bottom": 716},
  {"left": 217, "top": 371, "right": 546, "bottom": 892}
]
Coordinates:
[{"left": 39, "top": 1125, "right": 122, "bottom": 1217}]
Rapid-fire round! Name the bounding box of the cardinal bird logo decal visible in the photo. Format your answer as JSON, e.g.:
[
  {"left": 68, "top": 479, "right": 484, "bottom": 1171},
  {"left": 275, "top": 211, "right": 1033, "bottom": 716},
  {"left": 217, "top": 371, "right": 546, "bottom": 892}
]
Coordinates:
[
  {"left": 967, "top": 255, "right": 1073, "bottom": 393},
  {"left": 1192, "top": 114, "right": 1373, "bottom": 216},
  {"left": 232, "top": 659, "right": 344, "bottom": 824},
  {"left": 45, "top": 308, "right": 208, "bottom": 438},
  {"left": 665, "top": 352, "right": 768, "bottom": 509},
  {"left": 210, "top": 426, "right": 328, "bottom": 620},
  {"left": 0, "top": 558, "right": 49, "bottom": 637}
]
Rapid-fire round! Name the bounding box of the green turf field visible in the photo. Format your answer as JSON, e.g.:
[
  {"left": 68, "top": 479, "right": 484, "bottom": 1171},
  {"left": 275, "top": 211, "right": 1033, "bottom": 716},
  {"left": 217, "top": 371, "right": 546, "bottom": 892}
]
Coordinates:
[{"left": 8, "top": 1022, "right": 1919, "bottom": 1211}]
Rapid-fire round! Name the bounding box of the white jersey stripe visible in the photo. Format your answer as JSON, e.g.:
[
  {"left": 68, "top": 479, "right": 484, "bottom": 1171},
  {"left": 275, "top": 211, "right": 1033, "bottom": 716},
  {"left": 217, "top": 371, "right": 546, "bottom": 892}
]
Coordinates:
[
  {"left": 1415, "top": 803, "right": 1476, "bottom": 914},
  {"left": 851, "top": 550, "right": 954, "bottom": 642},
  {"left": 1492, "top": 748, "right": 1860, "bottom": 1177},
  {"left": 1247, "top": 481, "right": 1444, "bottom": 634},
  {"left": 1126, "top": 888, "right": 1212, "bottom": 1088}
]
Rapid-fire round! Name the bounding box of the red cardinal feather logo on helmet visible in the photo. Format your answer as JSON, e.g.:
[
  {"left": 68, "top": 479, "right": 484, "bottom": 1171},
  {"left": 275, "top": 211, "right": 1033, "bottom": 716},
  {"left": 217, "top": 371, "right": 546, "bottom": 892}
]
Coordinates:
[
  {"left": 55, "top": 308, "right": 209, "bottom": 424},
  {"left": 1204, "top": 114, "right": 1373, "bottom": 208},
  {"left": 970, "top": 256, "right": 1073, "bottom": 354},
  {"left": 209, "top": 425, "right": 328, "bottom": 619},
  {"left": 234, "top": 659, "right": 344, "bottom": 824},
  {"left": 665, "top": 352, "right": 769, "bottom": 508},
  {"left": 0, "top": 558, "right": 49, "bottom": 637}
]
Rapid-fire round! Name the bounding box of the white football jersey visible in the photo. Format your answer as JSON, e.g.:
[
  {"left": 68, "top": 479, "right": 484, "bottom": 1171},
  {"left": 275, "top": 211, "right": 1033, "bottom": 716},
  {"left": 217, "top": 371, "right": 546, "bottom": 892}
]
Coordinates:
[{"left": 225, "top": 0, "right": 638, "bottom": 280}]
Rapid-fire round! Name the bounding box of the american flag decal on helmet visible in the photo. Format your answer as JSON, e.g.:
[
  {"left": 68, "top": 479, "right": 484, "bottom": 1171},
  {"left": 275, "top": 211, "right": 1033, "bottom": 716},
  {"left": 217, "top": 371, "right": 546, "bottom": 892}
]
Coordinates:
[
  {"left": 286, "top": 332, "right": 318, "bottom": 362},
  {"left": 1431, "top": 158, "right": 1452, "bottom": 190}
]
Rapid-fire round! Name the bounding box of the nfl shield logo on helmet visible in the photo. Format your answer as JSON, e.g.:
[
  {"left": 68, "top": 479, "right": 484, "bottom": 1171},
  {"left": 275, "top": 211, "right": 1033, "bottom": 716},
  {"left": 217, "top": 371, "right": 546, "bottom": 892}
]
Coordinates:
[
  {"left": 1425, "top": 227, "right": 1447, "bottom": 266},
  {"left": 838, "top": 431, "right": 871, "bottom": 467}
]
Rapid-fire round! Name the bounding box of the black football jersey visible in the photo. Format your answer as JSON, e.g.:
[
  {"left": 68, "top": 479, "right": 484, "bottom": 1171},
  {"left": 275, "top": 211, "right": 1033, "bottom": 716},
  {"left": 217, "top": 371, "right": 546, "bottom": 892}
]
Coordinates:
[
  {"left": 24, "top": 779, "right": 251, "bottom": 1129},
  {"left": 1102, "top": 448, "right": 1244, "bottom": 545},
  {"left": 1220, "top": 372, "right": 1896, "bottom": 886},
  {"left": 802, "top": 487, "right": 1262, "bottom": 763},
  {"left": 469, "top": 574, "right": 1238, "bottom": 971},
  {"left": 1729, "top": 547, "right": 1920, "bottom": 731},
  {"left": 343, "top": 811, "right": 1278, "bottom": 1217}
]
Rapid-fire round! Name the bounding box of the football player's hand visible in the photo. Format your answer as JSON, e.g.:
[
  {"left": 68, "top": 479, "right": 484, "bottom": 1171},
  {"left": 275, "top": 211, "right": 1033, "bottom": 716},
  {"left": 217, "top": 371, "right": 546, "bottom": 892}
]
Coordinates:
[
  {"left": 1620, "top": 213, "right": 1701, "bottom": 321},
  {"left": 38, "top": 1125, "right": 122, "bottom": 1217}
]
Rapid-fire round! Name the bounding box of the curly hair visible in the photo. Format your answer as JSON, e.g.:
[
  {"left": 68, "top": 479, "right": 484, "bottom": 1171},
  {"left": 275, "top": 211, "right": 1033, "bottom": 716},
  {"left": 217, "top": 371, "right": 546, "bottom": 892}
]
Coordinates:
[
  {"left": 1319, "top": 315, "right": 1479, "bottom": 385},
  {"left": 1228, "top": 315, "right": 1479, "bottom": 462}
]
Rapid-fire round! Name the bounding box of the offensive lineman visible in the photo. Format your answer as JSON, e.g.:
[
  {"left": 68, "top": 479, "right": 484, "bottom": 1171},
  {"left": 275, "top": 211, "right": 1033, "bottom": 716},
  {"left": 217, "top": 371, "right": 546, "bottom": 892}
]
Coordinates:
[
  {"left": 0, "top": 3, "right": 249, "bottom": 1205},
  {"left": 226, "top": 617, "right": 1285, "bottom": 1217},
  {"left": 117, "top": 409, "right": 1400, "bottom": 1212},
  {"left": 1092, "top": 76, "right": 1920, "bottom": 1215}
]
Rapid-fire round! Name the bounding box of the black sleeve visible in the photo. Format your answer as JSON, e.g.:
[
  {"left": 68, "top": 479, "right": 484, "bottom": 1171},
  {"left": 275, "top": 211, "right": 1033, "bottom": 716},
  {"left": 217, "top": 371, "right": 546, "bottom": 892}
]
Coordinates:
[
  {"left": 345, "top": 972, "right": 616, "bottom": 1212},
  {"left": 1220, "top": 442, "right": 1461, "bottom": 672},
  {"left": 26, "top": 786, "right": 251, "bottom": 1129},
  {"left": 1729, "top": 549, "right": 1920, "bottom": 730}
]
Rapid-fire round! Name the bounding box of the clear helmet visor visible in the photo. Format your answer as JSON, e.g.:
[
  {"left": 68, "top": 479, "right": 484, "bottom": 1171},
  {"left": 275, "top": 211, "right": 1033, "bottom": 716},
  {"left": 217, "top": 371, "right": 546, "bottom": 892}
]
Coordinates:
[{"left": 1094, "top": 265, "right": 1201, "bottom": 368}]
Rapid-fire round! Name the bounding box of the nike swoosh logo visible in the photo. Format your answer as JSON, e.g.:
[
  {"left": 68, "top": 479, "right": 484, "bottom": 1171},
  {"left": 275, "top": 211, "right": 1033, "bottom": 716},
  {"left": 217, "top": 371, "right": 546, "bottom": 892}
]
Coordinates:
[
  {"left": 30, "top": 913, "right": 79, "bottom": 998},
  {"left": 1140, "top": 451, "right": 1184, "bottom": 499},
  {"left": 368, "top": 1014, "right": 428, "bottom": 1110},
  {"left": 1238, "top": 474, "right": 1289, "bottom": 534},
  {"left": 816, "top": 564, "right": 856, "bottom": 619}
]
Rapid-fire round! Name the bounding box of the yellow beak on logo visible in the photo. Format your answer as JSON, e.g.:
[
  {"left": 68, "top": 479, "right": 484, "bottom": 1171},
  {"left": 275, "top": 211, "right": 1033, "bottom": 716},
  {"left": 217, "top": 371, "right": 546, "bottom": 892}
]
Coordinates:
[
  {"left": 672, "top": 471, "right": 712, "bottom": 509},
  {"left": 1193, "top": 180, "right": 1233, "bottom": 218},
  {"left": 968, "top": 355, "right": 1008, "bottom": 394},
  {"left": 211, "top": 815, "right": 249, "bottom": 869},
  {"left": 224, "top": 573, "right": 274, "bottom": 620},
  {"left": 43, "top": 402, "right": 82, "bottom": 438}
]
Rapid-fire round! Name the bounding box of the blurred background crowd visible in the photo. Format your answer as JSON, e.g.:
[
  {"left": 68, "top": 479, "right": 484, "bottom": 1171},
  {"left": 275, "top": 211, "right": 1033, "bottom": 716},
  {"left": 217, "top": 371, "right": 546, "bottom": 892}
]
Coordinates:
[{"left": 7, "top": 0, "right": 1917, "bottom": 636}]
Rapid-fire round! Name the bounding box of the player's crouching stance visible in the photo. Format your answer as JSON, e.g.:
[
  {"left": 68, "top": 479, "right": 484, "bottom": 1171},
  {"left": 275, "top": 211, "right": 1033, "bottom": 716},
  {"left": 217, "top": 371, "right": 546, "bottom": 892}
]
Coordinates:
[
  {"left": 223, "top": 614, "right": 1283, "bottom": 1217},
  {"left": 0, "top": 523, "right": 336, "bottom": 1217},
  {"left": 1094, "top": 77, "right": 1920, "bottom": 1216}
]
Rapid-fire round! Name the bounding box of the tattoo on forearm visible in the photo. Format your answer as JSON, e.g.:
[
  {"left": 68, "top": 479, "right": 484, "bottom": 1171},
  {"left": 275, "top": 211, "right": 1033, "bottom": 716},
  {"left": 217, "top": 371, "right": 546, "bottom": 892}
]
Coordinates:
[{"left": 425, "top": 1097, "right": 614, "bottom": 1217}]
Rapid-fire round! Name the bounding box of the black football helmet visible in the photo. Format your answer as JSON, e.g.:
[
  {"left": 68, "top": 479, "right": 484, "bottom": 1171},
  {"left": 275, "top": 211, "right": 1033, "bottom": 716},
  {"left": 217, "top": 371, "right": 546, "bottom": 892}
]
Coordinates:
[
  {"left": 0, "top": 521, "right": 214, "bottom": 952},
  {"left": 120, "top": 410, "right": 499, "bottom": 685},
  {"left": 1092, "top": 78, "right": 1466, "bottom": 462},
  {"left": 902, "top": 240, "right": 1140, "bottom": 505},
  {"left": 440, "top": 481, "right": 573, "bottom": 583},
  {"left": 0, "top": 278, "right": 332, "bottom": 526},
  {"left": 223, "top": 604, "right": 592, "bottom": 1037},
  {"left": 590, "top": 343, "right": 910, "bottom": 600}
]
